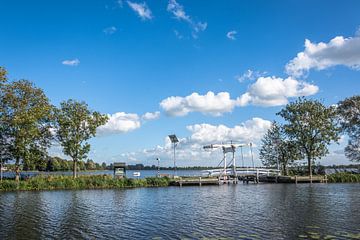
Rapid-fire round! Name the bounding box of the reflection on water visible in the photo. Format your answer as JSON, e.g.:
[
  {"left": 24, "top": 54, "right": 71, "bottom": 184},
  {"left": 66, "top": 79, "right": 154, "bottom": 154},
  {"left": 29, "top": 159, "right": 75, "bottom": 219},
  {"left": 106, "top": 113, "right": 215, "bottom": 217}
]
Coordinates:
[{"left": 0, "top": 184, "right": 359, "bottom": 239}]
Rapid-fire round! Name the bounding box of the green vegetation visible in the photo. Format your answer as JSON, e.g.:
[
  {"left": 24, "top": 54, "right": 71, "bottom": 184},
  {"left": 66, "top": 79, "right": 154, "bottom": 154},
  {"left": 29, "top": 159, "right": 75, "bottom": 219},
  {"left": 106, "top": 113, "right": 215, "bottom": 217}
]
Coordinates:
[
  {"left": 0, "top": 67, "right": 108, "bottom": 181},
  {"left": 327, "top": 172, "right": 360, "bottom": 183},
  {"left": 338, "top": 95, "right": 360, "bottom": 162},
  {"left": 259, "top": 121, "right": 302, "bottom": 175},
  {"left": 0, "top": 175, "right": 171, "bottom": 191},
  {"left": 277, "top": 98, "right": 340, "bottom": 178},
  {"left": 54, "top": 99, "right": 108, "bottom": 178}
]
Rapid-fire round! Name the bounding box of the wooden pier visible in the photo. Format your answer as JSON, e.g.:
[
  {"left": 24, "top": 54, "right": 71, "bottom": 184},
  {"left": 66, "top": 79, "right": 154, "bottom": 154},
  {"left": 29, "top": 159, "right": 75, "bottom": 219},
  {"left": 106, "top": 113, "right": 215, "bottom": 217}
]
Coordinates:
[
  {"left": 171, "top": 176, "right": 240, "bottom": 186},
  {"left": 171, "top": 175, "right": 328, "bottom": 186},
  {"left": 259, "top": 175, "right": 327, "bottom": 184}
]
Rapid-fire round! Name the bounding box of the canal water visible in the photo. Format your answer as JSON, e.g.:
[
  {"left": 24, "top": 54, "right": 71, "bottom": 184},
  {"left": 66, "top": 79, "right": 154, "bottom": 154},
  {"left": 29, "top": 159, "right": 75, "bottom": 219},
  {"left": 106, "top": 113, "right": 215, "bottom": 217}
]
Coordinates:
[
  {"left": 1, "top": 170, "right": 203, "bottom": 179},
  {"left": 0, "top": 183, "right": 359, "bottom": 239}
]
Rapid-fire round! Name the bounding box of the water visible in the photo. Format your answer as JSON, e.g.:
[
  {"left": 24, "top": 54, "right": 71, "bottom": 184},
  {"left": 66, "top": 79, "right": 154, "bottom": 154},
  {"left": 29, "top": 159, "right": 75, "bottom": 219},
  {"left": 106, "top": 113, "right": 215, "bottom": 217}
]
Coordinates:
[
  {"left": 1, "top": 169, "right": 203, "bottom": 179},
  {"left": 0, "top": 184, "right": 359, "bottom": 239}
]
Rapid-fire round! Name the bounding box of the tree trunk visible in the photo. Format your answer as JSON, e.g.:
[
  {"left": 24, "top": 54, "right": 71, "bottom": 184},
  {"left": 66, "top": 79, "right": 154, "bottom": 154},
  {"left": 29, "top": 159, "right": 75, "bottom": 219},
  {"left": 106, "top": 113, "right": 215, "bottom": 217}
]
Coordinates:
[
  {"left": 73, "top": 159, "right": 77, "bottom": 178},
  {"left": 307, "top": 154, "right": 312, "bottom": 179},
  {"left": 0, "top": 160, "right": 3, "bottom": 182},
  {"left": 282, "top": 163, "right": 289, "bottom": 176},
  {"left": 15, "top": 158, "right": 20, "bottom": 182}
]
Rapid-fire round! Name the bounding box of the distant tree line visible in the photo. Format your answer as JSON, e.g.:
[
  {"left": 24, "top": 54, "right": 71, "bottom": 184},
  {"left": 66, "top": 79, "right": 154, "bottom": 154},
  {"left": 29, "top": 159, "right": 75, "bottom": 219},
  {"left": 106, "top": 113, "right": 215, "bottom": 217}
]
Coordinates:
[
  {"left": 0, "top": 67, "right": 108, "bottom": 180},
  {"left": 260, "top": 96, "right": 360, "bottom": 176}
]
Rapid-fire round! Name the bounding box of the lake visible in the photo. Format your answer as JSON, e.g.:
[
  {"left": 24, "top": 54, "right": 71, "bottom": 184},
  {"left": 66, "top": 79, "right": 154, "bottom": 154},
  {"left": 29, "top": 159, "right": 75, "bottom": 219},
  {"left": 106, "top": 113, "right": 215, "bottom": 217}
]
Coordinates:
[
  {"left": 1, "top": 170, "right": 203, "bottom": 179},
  {"left": 0, "top": 183, "right": 359, "bottom": 239}
]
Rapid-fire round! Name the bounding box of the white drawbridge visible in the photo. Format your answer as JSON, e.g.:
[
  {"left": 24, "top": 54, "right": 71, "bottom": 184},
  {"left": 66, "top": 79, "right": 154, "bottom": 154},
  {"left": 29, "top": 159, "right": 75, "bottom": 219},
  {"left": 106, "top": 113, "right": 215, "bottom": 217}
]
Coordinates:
[{"left": 203, "top": 142, "right": 280, "bottom": 183}]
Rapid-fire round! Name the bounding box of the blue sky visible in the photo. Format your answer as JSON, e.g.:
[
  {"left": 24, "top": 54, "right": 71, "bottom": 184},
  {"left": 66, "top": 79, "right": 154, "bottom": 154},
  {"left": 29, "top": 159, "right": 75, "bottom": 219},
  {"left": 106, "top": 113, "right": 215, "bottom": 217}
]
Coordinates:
[{"left": 1, "top": 0, "right": 360, "bottom": 166}]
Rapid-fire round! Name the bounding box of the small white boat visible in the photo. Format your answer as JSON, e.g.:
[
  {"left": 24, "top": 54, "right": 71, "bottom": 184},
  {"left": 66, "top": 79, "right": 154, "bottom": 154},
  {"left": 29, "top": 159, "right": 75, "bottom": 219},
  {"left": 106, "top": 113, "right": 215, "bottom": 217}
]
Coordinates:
[{"left": 133, "top": 171, "right": 141, "bottom": 177}]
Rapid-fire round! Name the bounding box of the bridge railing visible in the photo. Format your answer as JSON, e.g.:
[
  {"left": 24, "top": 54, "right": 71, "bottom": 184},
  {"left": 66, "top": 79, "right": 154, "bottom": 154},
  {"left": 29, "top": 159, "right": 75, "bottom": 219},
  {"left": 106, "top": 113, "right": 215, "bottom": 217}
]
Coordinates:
[{"left": 201, "top": 167, "right": 281, "bottom": 177}]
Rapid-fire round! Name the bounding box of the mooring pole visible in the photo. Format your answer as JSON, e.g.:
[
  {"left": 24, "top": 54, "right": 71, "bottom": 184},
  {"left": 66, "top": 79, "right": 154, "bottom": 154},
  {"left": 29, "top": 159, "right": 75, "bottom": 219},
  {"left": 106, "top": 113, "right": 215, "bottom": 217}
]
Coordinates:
[{"left": 156, "top": 158, "right": 160, "bottom": 177}]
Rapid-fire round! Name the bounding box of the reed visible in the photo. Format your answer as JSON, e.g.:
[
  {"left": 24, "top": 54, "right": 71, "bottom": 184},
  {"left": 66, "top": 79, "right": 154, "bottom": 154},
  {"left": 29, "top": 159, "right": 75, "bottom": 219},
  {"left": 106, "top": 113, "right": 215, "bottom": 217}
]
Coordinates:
[{"left": 0, "top": 175, "right": 171, "bottom": 191}]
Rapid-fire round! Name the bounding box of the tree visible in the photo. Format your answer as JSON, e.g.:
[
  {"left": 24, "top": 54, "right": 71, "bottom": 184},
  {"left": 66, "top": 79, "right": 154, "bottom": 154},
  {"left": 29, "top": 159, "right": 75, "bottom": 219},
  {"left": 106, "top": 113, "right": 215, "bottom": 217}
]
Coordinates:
[
  {"left": 0, "top": 78, "right": 53, "bottom": 181},
  {"left": 54, "top": 100, "right": 108, "bottom": 178},
  {"left": 277, "top": 98, "right": 340, "bottom": 178},
  {"left": 337, "top": 95, "right": 360, "bottom": 162},
  {"left": 47, "top": 157, "right": 61, "bottom": 171},
  {"left": 0, "top": 67, "right": 11, "bottom": 181},
  {"left": 101, "top": 162, "right": 107, "bottom": 170},
  {"left": 60, "top": 159, "right": 71, "bottom": 171},
  {"left": 259, "top": 122, "right": 301, "bottom": 175},
  {"left": 85, "top": 159, "right": 96, "bottom": 170},
  {"left": 0, "top": 124, "right": 12, "bottom": 181}
]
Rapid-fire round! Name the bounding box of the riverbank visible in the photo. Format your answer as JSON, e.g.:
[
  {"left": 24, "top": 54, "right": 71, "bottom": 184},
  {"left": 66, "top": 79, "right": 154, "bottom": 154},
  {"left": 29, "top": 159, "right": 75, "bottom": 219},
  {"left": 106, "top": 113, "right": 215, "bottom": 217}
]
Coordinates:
[
  {"left": 0, "top": 173, "right": 359, "bottom": 191},
  {"left": 0, "top": 175, "right": 171, "bottom": 191}
]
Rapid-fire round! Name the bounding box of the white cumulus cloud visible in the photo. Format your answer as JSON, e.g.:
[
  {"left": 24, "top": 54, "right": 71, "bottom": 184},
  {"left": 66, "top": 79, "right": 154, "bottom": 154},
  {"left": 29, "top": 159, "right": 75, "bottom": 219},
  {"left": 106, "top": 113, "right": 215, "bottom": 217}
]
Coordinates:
[
  {"left": 127, "top": 1, "right": 152, "bottom": 20},
  {"left": 160, "top": 91, "right": 238, "bottom": 117},
  {"left": 187, "top": 117, "right": 272, "bottom": 144},
  {"left": 97, "top": 112, "right": 141, "bottom": 135},
  {"left": 114, "top": 117, "right": 271, "bottom": 166},
  {"left": 237, "top": 76, "right": 319, "bottom": 107},
  {"left": 62, "top": 59, "right": 80, "bottom": 66},
  {"left": 226, "top": 30, "right": 237, "bottom": 40},
  {"left": 142, "top": 111, "right": 160, "bottom": 121},
  {"left": 286, "top": 34, "right": 360, "bottom": 77}
]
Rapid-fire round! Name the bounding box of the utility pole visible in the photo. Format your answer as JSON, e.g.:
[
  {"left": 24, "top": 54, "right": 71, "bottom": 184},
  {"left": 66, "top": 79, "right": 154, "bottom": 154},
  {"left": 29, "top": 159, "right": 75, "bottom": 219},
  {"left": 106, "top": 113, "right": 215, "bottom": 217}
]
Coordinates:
[
  {"left": 168, "top": 134, "right": 179, "bottom": 177},
  {"left": 250, "top": 142, "right": 255, "bottom": 169},
  {"left": 156, "top": 158, "right": 160, "bottom": 177}
]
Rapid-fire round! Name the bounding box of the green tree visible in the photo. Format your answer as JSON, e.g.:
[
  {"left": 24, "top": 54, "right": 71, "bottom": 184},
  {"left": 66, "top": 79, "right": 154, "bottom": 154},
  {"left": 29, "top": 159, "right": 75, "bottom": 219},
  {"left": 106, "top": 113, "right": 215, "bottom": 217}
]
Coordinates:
[
  {"left": 47, "top": 157, "right": 61, "bottom": 171},
  {"left": 337, "top": 95, "right": 360, "bottom": 162},
  {"left": 259, "top": 122, "right": 302, "bottom": 175},
  {"left": 0, "top": 78, "right": 53, "bottom": 181},
  {"left": 54, "top": 100, "right": 108, "bottom": 178},
  {"left": 101, "top": 162, "right": 107, "bottom": 170},
  {"left": 60, "top": 159, "right": 71, "bottom": 171},
  {"left": 277, "top": 98, "right": 340, "bottom": 178},
  {"left": 85, "top": 159, "right": 96, "bottom": 170},
  {"left": 0, "top": 67, "right": 11, "bottom": 181}
]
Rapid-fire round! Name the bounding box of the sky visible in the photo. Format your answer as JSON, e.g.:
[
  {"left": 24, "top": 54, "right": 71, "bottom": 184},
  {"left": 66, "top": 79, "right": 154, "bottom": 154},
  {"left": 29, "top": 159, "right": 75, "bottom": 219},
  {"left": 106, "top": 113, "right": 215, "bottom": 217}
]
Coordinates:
[{"left": 1, "top": 0, "right": 360, "bottom": 167}]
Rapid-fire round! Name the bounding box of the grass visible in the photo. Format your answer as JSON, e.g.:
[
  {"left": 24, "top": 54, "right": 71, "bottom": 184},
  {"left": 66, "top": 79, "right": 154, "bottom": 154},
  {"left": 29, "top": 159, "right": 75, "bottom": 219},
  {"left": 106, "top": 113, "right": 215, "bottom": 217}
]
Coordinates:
[
  {"left": 0, "top": 175, "right": 171, "bottom": 191},
  {"left": 327, "top": 172, "right": 360, "bottom": 183}
]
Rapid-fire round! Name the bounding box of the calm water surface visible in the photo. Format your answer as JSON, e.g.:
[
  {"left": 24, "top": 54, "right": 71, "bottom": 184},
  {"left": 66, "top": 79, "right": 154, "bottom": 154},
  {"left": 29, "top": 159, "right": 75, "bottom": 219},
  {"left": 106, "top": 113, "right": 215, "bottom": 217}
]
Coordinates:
[{"left": 0, "top": 183, "right": 359, "bottom": 239}]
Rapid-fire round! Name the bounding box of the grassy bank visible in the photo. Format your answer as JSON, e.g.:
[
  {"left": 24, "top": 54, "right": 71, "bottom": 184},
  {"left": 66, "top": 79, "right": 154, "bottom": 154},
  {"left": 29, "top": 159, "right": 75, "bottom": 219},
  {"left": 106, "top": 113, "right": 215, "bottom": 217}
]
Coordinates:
[
  {"left": 327, "top": 172, "right": 360, "bottom": 183},
  {"left": 0, "top": 175, "right": 171, "bottom": 191}
]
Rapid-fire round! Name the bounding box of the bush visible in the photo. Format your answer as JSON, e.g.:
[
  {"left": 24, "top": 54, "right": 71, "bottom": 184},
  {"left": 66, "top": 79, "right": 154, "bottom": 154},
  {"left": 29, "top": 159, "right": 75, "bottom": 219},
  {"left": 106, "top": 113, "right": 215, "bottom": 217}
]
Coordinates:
[
  {"left": 327, "top": 172, "right": 360, "bottom": 183},
  {"left": 0, "top": 175, "right": 172, "bottom": 191}
]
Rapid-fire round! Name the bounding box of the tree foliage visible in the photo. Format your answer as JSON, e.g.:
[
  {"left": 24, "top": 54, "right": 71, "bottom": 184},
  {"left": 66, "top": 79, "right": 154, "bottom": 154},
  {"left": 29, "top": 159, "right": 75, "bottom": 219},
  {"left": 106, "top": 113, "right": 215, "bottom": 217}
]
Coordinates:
[
  {"left": 0, "top": 77, "right": 53, "bottom": 181},
  {"left": 259, "top": 122, "right": 302, "bottom": 175},
  {"left": 55, "top": 99, "right": 108, "bottom": 178},
  {"left": 337, "top": 95, "right": 360, "bottom": 162},
  {"left": 277, "top": 98, "right": 340, "bottom": 177}
]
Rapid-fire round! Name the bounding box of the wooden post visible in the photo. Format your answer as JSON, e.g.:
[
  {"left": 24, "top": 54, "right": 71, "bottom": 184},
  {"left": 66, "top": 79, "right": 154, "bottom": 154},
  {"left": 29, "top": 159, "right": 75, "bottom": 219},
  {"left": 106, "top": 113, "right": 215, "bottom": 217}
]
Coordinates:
[
  {"left": 295, "top": 175, "right": 298, "bottom": 184},
  {"left": 199, "top": 177, "right": 202, "bottom": 186},
  {"left": 310, "top": 175, "right": 312, "bottom": 184},
  {"left": 179, "top": 179, "right": 182, "bottom": 187},
  {"left": 256, "top": 169, "right": 259, "bottom": 184}
]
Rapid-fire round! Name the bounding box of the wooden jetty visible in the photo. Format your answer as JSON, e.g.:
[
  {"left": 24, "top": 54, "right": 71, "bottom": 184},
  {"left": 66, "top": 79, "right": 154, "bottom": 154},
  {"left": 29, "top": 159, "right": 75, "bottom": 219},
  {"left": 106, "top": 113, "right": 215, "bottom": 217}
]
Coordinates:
[
  {"left": 171, "top": 176, "right": 241, "bottom": 186},
  {"left": 171, "top": 174, "right": 328, "bottom": 186},
  {"left": 259, "top": 175, "right": 328, "bottom": 184}
]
